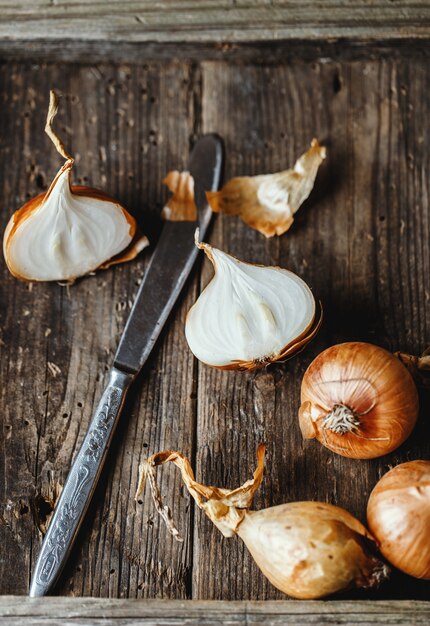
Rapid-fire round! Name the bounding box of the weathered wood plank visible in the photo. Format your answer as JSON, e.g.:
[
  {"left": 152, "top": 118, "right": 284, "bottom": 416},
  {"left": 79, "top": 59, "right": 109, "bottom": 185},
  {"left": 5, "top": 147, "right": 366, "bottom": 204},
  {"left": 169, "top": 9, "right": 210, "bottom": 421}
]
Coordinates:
[
  {"left": 0, "top": 49, "right": 429, "bottom": 604},
  {"left": 193, "top": 57, "right": 430, "bottom": 599},
  {"left": 0, "top": 597, "right": 429, "bottom": 625},
  {"left": 1, "top": 40, "right": 430, "bottom": 66},
  {"left": 0, "top": 61, "right": 199, "bottom": 597},
  {"left": 0, "top": 1, "right": 429, "bottom": 43}
]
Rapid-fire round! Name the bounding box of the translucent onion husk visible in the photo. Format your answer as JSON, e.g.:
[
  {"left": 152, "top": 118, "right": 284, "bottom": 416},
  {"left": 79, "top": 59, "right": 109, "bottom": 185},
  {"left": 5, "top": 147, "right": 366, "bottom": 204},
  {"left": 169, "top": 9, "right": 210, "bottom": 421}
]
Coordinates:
[
  {"left": 185, "top": 235, "right": 322, "bottom": 371},
  {"left": 367, "top": 460, "right": 430, "bottom": 579},
  {"left": 3, "top": 90, "right": 148, "bottom": 283},
  {"left": 161, "top": 170, "right": 197, "bottom": 221},
  {"left": 299, "top": 342, "right": 419, "bottom": 459},
  {"left": 206, "top": 139, "right": 326, "bottom": 237},
  {"left": 136, "top": 445, "right": 389, "bottom": 600}
]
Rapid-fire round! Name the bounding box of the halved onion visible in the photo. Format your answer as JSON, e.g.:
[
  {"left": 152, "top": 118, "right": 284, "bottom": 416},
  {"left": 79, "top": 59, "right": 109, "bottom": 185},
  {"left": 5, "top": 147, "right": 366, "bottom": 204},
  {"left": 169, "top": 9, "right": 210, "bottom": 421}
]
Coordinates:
[
  {"left": 206, "top": 139, "right": 326, "bottom": 237},
  {"left": 3, "top": 90, "right": 148, "bottom": 283},
  {"left": 185, "top": 233, "right": 321, "bottom": 370},
  {"left": 4, "top": 160, "right": 147, "bottom": 282}
]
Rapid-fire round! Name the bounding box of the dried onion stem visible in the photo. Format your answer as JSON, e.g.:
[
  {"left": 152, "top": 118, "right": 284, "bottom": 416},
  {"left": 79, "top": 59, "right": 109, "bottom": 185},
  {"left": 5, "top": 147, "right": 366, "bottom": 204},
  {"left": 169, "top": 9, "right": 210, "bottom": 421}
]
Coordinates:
[
  {"left": 136, "top": 446, "right": 389, "bottom": 599},
  {"left": 44, "top": 90, "right": 74, "bottom": 162}
]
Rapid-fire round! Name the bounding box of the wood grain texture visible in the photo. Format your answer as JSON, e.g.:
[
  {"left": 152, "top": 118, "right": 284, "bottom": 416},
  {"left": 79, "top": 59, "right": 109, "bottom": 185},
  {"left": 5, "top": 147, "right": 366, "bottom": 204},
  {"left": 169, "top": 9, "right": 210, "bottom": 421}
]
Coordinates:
[
  {"left": 0, "top": 1, "right": 429, "bottom": 43},
  {"left": 0, "top": 49, "right": 429, "bottom": 604},
  {"left": 0, "top": 61, "right": 199, "bottom": 598},
  {"left": 0, "top": 597, "right": 429, "bottom": 625},
  {"left": 194, "top": 57, "right": 430, "bottom": 599},
  {"left": 1, "top": 39, "right": 430, "bottom": 66}
]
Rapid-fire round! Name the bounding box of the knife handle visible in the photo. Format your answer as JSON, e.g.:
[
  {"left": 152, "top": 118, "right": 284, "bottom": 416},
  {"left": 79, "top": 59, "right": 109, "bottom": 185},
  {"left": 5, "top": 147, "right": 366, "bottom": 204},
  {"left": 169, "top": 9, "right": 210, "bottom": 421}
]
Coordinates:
[{"left": 29, "top": 367, "right": 134, "bottom": 597}]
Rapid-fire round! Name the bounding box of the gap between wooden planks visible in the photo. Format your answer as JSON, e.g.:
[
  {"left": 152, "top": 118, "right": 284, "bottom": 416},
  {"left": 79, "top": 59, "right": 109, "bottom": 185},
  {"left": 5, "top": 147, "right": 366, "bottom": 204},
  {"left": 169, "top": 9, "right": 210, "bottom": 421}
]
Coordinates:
[{"left": 0, "top": 597, "right": 429, "bottom": 625}]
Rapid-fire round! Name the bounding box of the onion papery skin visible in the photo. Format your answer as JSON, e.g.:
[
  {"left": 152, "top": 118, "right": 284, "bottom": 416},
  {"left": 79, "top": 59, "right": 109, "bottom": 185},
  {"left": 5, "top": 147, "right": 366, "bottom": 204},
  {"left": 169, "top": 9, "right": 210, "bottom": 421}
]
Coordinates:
[
  {"left": 238, "top": 502, "right": 388, "bottom": 599},
  {"left": 185, "top": 243, "right": 320, "bottom": 370},
  {"left": 367, "top": 460, "right": 430, "bottom": 579},
  {"left": 3, "top": 161, "right": 146, "bottom": 282},
  {"left": 161, "top": 170, "right": 197, "bottom": 221},
  {"left": 299, "top": 342, "right": 419, "bottom": 459},
  {"left": 206, "top": 139, "right": 326, "bottom": 238}
]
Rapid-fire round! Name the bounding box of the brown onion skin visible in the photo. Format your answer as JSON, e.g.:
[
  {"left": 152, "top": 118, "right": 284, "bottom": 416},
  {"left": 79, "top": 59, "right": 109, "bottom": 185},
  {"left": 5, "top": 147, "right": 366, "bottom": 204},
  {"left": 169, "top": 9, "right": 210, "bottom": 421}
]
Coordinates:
[
  {"left": 367, "top": 460, "right": 430, "bottom": 579},
  {"left": 299, "top": 342, "right": 419, "bottom": 459}
]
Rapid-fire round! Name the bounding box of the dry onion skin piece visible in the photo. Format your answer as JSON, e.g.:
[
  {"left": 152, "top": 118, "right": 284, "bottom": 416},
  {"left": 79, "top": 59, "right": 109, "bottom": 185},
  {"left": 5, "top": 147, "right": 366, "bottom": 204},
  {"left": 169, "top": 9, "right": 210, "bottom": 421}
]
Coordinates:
[
  {"left": 161, "top": 170, "right": 197, "bottom": 221},
  {"left": 206, "top": 139, "right": 326, "bottom": 237},
  {"left": 3, "top": 90, "right": 148, "bottom": 283},
  {"left": 395, "top": 348, "right": 430, "bottom": 390},
  {"left": 136, "top": 445, "right": 389, "bottom": 600},
  {"left": 299, "top": 342, "right": 419, "bottom": 459},
  {"left": 184, "top": 234, "right": 321, "bottom": 370},
  {"left": 367, "top": 460, "right": 430, "bottom": 579}
]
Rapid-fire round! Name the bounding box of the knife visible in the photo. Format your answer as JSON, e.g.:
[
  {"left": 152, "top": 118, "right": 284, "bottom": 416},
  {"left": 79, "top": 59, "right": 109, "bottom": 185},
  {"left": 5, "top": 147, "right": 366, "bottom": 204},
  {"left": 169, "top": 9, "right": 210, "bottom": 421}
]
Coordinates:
[{"left": 29, "top": 134, "right": 224, "bottom": 597}]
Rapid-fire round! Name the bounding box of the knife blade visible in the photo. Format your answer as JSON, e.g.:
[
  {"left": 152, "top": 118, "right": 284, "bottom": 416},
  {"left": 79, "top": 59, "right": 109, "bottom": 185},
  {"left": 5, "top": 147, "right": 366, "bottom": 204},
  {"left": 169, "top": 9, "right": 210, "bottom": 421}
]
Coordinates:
[{"left": 29, "top": 134, "right": 224, "bottom": 597}]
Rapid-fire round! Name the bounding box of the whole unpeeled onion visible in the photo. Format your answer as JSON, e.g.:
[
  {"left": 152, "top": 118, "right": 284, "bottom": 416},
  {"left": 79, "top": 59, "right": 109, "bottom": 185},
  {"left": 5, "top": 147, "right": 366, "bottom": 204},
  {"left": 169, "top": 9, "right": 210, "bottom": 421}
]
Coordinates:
[
  {"left": 137, "top": 445, "right": 389, "bottom": 600},
  {"left": 238, "top": 501, "right": 387, "bottom": 599},
  {"left": 299, "top": 342, "right": 419, "bottom": 459},
  {"left": 367, "top": 460, "right": 430, "bottom": 579}
]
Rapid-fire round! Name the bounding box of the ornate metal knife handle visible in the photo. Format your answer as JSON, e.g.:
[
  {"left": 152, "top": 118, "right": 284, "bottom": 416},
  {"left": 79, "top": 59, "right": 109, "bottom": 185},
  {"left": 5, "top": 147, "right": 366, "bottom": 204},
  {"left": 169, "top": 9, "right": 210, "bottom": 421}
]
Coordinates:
[{"left": 29, "top": 367, "right": 134, "bottom": 597}]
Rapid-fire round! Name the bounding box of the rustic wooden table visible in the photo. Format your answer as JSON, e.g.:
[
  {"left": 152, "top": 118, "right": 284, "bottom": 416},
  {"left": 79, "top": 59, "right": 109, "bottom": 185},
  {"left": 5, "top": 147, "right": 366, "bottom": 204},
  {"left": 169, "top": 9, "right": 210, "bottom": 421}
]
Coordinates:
[{"left": 0, "top": 1, "right": 429, "bottom": 623}]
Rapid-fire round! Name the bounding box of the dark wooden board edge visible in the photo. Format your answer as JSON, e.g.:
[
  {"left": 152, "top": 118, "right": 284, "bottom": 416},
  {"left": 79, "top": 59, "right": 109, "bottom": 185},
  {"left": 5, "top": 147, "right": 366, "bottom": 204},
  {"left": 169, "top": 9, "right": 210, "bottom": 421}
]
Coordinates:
[
  {"left": 0, "top": 597, "right": 429, "bottom": 624},
  {"left": 0, "top": 38, "right": 430, "bottom": 66}
]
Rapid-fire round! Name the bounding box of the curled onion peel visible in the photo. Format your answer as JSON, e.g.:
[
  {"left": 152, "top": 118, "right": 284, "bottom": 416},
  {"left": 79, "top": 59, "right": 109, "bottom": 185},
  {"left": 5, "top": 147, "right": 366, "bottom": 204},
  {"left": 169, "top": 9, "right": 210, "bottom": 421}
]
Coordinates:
[
  {"left": 367, "top": 460, "right": 430, "bottom": 579},
  {"left": 185, "top": 233, "right": 321, "bottom": 370},
  {"left": 206, "top": 139, "right": 326, "bottom": 237},
  {"left": 161, "top": 170, "right": 197, "bottom": 221},
  {"left": 3, "top": 90, "right": 148, "bottom": 283},
  {"left": 299, "top": 342, "right": 419, "bottom": 459},
  {"left": 136, "top": 446, "right": 389, "bottom": 600}
]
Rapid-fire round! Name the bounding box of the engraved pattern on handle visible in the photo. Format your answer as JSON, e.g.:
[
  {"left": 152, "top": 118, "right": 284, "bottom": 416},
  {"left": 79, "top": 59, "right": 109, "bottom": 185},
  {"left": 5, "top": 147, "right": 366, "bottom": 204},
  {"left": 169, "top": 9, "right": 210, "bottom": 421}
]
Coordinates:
[
  {"left": 30, "top": 369, "right": 133, "bottom": 595},
  {"left": 36, "top": 388, "right": 121, "bottom": 586}
]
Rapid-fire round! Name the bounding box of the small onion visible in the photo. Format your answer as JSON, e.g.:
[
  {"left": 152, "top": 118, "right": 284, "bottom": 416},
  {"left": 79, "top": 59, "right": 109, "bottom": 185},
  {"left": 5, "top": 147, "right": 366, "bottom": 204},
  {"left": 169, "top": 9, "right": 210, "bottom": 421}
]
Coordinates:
[
  {"left": 239, "top": 502, "right": 386, "bottom": 600},
  {"left": 137, "top": 445, "right": 389, "bottom": 600},
  {"left": 299, "top": 342, "right": 419, "bottom": 459},
  {"left": 367, "top": 460, "right": 430, "bottom": 579}
]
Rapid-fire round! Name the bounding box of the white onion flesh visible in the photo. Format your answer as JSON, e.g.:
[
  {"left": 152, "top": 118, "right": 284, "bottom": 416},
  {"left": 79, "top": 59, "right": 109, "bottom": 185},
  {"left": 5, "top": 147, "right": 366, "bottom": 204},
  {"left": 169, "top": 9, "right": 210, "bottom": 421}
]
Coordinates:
[
  {"left": 5, "top": 165, "right": 135, "bottom": 282},
  {"left": 185, "top": 242, "right": 316, "bottom": 368}
]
